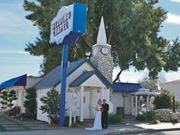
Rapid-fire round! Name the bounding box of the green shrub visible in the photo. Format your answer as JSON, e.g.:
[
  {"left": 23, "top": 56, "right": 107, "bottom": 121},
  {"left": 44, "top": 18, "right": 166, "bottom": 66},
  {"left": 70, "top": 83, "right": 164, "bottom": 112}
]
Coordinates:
[
  {"left": 71, "top": 122, "right": 77, "bottom": 127},
  {"left": 23, "top": 88, "right": 37, "bottom": 119},
  {"left": 136, "top": 114, "right": 146, "bottom": 121},
  {"left": 40, "top": 88, "right": 60, "bottom": 124},
  {"left": 152, "top": 119, "right": 160, "bottom": 124},
  {"left": 108, "top": 114, "right": 123, "bottom": 124},
  {"left": 136, "top": 111, "right": 157, "bottom": 122},
  {"left": 0, "top": 91, "right": 8, "bottom": 110},
  {"left": 154, "top": 90, "right": 180, "bottom": 111},
  {"left": 146, "top": 112, "right": 157, "bottom": 121},
  {"left": 7, "top": 90, "right": 17, "bottom": 110},
  {"left": 64, "top": 116, "right": 69, "bottom": 127},
  {"left": 0, "top": 90, "right": 17, "bottom": 110},
  {"left": 171, "top": 119, "right": 178, "bottom": 124},
  {"left": 21, "top": 112, "right": 35, "bottom": 120},
  {"left": 64, "top": 116, "right": 78, "bottom": 127}
]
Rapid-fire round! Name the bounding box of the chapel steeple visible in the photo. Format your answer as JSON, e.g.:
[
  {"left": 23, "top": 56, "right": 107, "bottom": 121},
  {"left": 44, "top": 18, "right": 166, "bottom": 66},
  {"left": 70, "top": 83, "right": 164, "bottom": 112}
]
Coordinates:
[
  {"left": 97, "top": 16, "right": 107, "bottom": 45},
  {"left": 90, "top": 16, "right": 113, "bottom": 83}
]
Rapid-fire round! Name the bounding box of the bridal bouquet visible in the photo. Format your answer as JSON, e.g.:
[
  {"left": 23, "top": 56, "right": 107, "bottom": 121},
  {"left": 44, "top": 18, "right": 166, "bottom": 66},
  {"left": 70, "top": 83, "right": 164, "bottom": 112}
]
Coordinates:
[{"left": 100, "top": 108, "right": 104, "bottom": 112}]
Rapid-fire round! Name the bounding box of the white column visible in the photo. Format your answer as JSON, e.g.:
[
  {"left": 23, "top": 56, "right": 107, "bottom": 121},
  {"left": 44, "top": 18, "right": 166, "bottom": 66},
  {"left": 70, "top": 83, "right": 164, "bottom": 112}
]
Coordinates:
[
  {"left": 21, "top": 90, "right": 24, "bottom": 114},
  {"left": 135, "top": 95, "right": 138, "bottom": 117},
  {"left": 69, "top": 91, "right": 72, "bottom": 127},
  {"left": 80, "top": 86, "right": 84, "bottom": 122},
  {"left": 131, "top": 95, "right": 134, "bottom": 115},
  {"left": 100, "top": 87, "right": 104, "bottom": 100},
  {"left": 138, "top": 96, "right": 140, "bottom": 113},
  {"left": 147, "top": 95, "right": 149, "bottom": 112}
]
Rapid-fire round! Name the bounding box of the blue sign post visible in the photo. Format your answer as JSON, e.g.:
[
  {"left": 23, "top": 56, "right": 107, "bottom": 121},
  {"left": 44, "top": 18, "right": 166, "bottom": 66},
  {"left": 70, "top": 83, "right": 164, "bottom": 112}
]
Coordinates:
[
  {"left": 50, "top": 3, "right": 87, "bottom": 127},
  {"left": 59, "top": 44, "right": 68, "bottom": 126}
]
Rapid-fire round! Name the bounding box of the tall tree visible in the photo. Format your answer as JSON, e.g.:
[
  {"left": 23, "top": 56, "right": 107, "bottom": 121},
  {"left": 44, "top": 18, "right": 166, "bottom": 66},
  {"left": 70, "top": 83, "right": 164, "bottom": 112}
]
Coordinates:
[
  {"left": 0, "top": 91, "right": 8, "bottom": 110},
  {"left": 23, "top": 0, "right": 180, "bottom": 80},
  {"left": 138, "top": 77, "right": 159, "bottom": 91},
  {"left": 154, "top": 90, "right": 180, "bottom": 110},
  {"left": 23, "top": 88, "right": 37, "bottom": 119}
]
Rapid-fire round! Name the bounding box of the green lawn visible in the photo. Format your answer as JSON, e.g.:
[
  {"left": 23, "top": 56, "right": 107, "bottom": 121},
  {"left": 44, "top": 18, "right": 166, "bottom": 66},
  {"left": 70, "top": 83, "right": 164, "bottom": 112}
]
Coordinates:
[
  {"left": 0, "top": 125, "right": 7, "bottom": 131},
  {"left": 0, "top": 115, "right": 31, "bottom": 130}
]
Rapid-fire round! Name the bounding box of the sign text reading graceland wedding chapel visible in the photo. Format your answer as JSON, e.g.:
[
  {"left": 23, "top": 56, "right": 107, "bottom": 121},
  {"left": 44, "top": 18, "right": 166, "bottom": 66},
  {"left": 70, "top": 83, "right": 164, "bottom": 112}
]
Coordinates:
[{"left": 50, "top": 3, "right": 87, "bottom": 46}]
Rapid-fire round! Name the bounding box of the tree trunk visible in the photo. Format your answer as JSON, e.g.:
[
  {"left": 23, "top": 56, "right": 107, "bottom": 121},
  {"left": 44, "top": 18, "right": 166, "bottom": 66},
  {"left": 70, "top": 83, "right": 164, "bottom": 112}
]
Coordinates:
[
  {"left": 83, "top": 37, "right": 92, "bottom": 48},
  {"left": 107, "top": 26, "right": 116, "bottom": 44},
  {"left": 113, "top": 69, "right": 123, "bottom": 82},
  {"left": 70, "top": 46, "right": 80, "bottom": 60},
  {"left": 79, "top": 45, "right": 85, "bottom": 58}
]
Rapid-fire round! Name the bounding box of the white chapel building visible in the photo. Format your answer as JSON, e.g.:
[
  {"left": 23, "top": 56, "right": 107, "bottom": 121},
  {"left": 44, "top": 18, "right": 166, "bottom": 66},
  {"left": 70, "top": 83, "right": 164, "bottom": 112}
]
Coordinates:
[{"left": 33, "top": 17, "right": 114, "bottom": 122}]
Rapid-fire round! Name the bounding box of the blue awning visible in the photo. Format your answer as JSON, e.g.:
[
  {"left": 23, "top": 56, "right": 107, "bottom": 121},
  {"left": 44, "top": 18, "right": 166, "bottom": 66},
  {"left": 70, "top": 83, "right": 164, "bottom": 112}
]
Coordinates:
[
  {"left": 0, "top": 74, "right": 27, "bottom": 91},
  {"left": 113, "top": 82, "right": 144, "bottom": 93}
]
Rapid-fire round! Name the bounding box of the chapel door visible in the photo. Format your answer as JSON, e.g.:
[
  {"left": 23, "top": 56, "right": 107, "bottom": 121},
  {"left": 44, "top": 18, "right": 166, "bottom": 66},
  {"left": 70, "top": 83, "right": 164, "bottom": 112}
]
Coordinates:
[{"left": 83, "top": 91, "right": 90, "bottom": 119}]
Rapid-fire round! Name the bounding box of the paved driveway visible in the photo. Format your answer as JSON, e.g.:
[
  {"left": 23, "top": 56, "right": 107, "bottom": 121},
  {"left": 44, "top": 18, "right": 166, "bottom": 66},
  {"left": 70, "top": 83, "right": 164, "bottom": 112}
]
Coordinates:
[{"left": 0, "top": 114, "right": 53, "bottom": 132}]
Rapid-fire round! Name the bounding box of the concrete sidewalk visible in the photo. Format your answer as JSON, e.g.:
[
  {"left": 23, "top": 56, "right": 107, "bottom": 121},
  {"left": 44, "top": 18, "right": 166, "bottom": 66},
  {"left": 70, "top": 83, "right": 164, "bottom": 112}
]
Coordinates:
[
  {"left": 0, "top": 115, "right": 180, "bottom": 135},
  {"left": 0, "top": 122, "right": 180, "bottom": 135},
  {"left": 105, "top": 122, "right": 180, "bottom": 135}
]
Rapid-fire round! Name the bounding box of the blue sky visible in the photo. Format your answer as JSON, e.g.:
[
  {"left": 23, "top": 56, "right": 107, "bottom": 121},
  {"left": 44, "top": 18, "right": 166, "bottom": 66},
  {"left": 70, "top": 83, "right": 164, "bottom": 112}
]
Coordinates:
[
  {"left": 0, "top": 0, "right": 180, "bottom": 83},
  {"left": 0, "top": 0, "right": 42, "bottom": 83}
]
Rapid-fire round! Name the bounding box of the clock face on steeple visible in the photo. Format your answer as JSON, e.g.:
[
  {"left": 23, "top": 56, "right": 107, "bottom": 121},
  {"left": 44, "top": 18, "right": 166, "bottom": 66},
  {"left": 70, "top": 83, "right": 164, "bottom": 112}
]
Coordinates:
[{"left": 101, "top": 47, "right": 109, "bottom": 55}]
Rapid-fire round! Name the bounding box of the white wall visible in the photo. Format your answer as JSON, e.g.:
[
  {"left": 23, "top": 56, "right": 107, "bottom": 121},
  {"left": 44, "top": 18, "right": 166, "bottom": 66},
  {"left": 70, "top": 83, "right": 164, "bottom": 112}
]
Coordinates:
[
  {"left": 36, "top": 62, "right": 113, "bottom": 122},
  {"left": 0, "top": 76, "right": 42, "bottom": 114},
  {"left": 26, "top": 77, "right": 42, "bottom": 89},
  {"left": 55, "top": 61, "right": 113, "bottom": 116},
  {"left": 55, "top": 62, "right": 94, "bottom": 92},
  {"left": 103, "top": 88, "right": 113, "bottom": 113},
  {"left": 81, "top": 75, "right": 106, "bottom": 87},
  {"left": 36, "top": 86, "right": 114, "bottom": 122},
  {"left": 125, "top": 94, "right": 131, "bottom": 115},
  {"left": 112, "top": 92, "right": 131, "bottom": 115},
  {"left": 162, "top": 82, "right": 180, "bottom": 102},
  {"left": 36, "top": 89, "right": 50, "bottom": 122},
  {"left": 0, "top": 86, "right": 25, "bottom": 113}
]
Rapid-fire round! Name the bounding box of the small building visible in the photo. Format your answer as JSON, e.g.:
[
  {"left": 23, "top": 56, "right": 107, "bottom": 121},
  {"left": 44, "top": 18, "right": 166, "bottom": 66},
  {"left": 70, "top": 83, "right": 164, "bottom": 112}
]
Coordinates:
[
  {"left": 112, "top": 82, "right": 143, "bottom": 116},
  {"left": 162, "top": 79, "right": 180, "bottom": 102},
  {"left": 33, "top": 17, "right": 114, "bottom": 123},
  {"left": 112, "top": 82, "right": 156, "bottom": 116},
  {"left": 0, "top": 74, "right": 42, "bottom": 113}
]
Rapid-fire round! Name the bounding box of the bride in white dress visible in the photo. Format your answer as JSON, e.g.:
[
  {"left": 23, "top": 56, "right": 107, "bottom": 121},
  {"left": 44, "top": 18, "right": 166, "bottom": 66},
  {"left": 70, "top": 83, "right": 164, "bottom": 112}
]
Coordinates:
[{"left": 85, "top": 100, "right": 103, "bottom": 130}]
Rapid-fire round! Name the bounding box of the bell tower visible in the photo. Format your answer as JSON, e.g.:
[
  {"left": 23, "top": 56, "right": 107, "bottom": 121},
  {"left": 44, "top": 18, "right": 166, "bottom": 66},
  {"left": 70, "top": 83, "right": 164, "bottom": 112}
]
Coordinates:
[{"left": 90, "top": 17, "right": 113, "bottom": 83}]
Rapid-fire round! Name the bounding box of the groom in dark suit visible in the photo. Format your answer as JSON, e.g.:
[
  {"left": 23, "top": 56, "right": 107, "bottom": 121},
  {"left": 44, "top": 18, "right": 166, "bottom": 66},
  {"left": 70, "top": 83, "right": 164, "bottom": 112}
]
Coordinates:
[{"left": 102, "top": 99, "right": 109, "bottom": 129}]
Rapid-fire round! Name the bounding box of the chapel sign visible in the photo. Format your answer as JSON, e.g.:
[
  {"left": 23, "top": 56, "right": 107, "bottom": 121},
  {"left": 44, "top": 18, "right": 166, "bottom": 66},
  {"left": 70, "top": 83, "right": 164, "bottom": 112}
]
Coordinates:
[
  {"left": 50, "top": 3, "right": 87, "bottom": 45},
  {"left": 49, "top": 3, "right": 87, "bottom": 127}
]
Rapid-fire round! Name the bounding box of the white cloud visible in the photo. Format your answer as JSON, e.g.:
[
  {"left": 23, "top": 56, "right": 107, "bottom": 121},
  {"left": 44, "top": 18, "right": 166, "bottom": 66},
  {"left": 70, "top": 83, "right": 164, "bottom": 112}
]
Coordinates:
[
  {"left": 0, "top": 29, "right": 38, "bottom": 35},
  {"left": 0, "top": 11, "right": 22, "bottom": 26},
  {"left": 0, "top": 5, "right": 39, "bottom": 35},
  {"left": 0, "top": 50, "right": 29, "bottom": 54},
  {"left": 165, "top": 13, "right": 180, "bottom": 25},
  {"left": 113, "top": 67, "right": 147, "bottom": 83},
  {"left": 170, "top": 0, "right": 180, "bottom": 3},
  {"left": 164, "top": 69, "right": 180, "bottom": 82}
]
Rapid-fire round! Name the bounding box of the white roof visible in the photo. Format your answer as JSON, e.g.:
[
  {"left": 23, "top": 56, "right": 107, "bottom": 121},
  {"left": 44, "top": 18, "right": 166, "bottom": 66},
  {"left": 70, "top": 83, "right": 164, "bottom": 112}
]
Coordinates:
[{"left": 131, "top": 88, "right": 157, "bottom": 96}]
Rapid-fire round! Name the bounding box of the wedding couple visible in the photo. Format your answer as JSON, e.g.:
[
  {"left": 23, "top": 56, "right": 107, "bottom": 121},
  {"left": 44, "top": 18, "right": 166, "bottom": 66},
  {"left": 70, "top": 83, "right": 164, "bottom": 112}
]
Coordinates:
[{"left": 86, "top": 99, "right": 109, "bottom": 130}]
